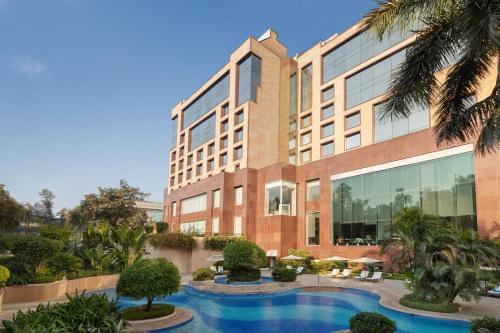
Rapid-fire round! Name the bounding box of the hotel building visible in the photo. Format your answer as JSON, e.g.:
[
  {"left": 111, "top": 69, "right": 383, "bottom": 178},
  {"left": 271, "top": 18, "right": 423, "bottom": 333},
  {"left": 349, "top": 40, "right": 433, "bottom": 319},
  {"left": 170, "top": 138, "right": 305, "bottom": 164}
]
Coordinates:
[{"left": 163, "top": 21, "right": 499, "bottom": 262}]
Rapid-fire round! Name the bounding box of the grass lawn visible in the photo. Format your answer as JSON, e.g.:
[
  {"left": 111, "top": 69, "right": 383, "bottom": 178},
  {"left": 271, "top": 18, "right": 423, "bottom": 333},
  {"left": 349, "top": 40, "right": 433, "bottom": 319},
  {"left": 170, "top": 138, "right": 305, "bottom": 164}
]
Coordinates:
[{"left": 121, "top": 304, "right": 175, "bottom": 320}]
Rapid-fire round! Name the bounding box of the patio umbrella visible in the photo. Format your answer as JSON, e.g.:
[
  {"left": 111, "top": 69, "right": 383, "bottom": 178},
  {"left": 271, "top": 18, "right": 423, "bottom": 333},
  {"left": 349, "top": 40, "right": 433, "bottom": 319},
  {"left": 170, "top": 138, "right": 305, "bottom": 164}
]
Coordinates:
[
  {"left": 206, "top": 254, "right": 224, "bottom": 261},
  {"left": 321, "top": 256, "right": 349, "bottom": 261},
  {"left": 280, "top": 255, "right": 303, "bottom": 260},
  {"left": 349, "top": 257, "right": 382, "bottom": 264}
]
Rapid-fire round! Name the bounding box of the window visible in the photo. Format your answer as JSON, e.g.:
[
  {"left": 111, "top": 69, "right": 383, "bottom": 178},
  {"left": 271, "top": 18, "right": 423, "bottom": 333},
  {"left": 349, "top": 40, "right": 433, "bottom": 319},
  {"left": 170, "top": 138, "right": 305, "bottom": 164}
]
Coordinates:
[
  {"left": 306, "top": 212, "right": 320, "bottom": 245},
  {"left": 190, "top": 113, "right": 216, "bottom": 150},
  {"left": 234, "top": 216, "right": 242, "bottom": 236},
  {"left": 345, "top": 50, "right": 406, "bottom": 109},
  {"left": 220, "top": 136, "right": 228, "bottom": 149},
  {"left": 301, "top": 64, "right": 313, "bottom": 112},
  {"left": 301, "top": 131, "right": 311, "bottom": 146},
  {"left": 345, "top": 132, "right": 361, "bottom": 149},
  {"left": 182, "top": 72, "right": 229, "bottom": 129},
  {"left": 345, "top": 112, "right": 361, "bottom": 129},
  {"left": 212, "top": 217, "right": 220, "bottom": 234},
  {"left": 197, "top": 149, "right": 204, "bottom": 161},
  {"left": 207, "top": 159, "right": 215, "bottom": 171},
  {"left": 171, "top": 117, "right": 178, "bottom": 146},
  {"left": 171, "top": 151, "right": 176, "bottom": 161},
  {"left": 301, "top": 149, "right": 311, "bottom": 163},
  {"left": 221, "top": 103, "right": 229, "bottom": 117},
  {"left": 180, "top": 220, "right": 205, "bottom": 235},
  {"left": 170, "top": 164, "right": 176, "bottom": 174},
  {"left": 234, "top": 146, "right": 243, "bottom": 160},
  {"left": 180, "top": 193, "right": 207, "bottom": 214},
  {"left": 208, "top": 143, "right": 215, "bottom": 155},
  {"left": 306, "top": 179, "right": 320, "bottom": 201},
  {"left": 178, "top": 159, "right": 184, "bottom": 169},
  {"left": 301, "top": 115, "right": 311, "bottom": 128},
  {"left": 234, "top": 186, "right": 243, "bottom": 205},
  {"left": 289, "top": 121, "right": 297, "bottom": 133},
  {"left": 265, "top": 180, "right": 296, "bottom": 216},
  {"left": 332, "top": 152, "right": 476, "bottom": 245},
  {"left": 321, "top": 86, "right": 334, "bottom": 101},
  {"left": 180, "top": 133, "right": 185, "bottom": 144},
  {"left": 288, "top": 137, "right": 296, "bottom": 149},
  {"left": 170, "top": 177, "right": 175, "bottom": 186},
  {"left": 187, "top": 155, "right": 192, "bottom": 166},
  {"left": 220, "top": 153, "right": 228, "bottom": 166},
  {"left": 288, "top": 154, "right": 296, "bottom": 165},
  {"left": 221, "top": 119, "right": 229, "bottom": 133},
  {"left": 289, "top": 73, "right": 297, "bottom": 116},
  {"left": 238, "top": 53, "right": 261, "bottom": 105},
  {"left": 321, "top": 122, "right": 335, "bottom": 138},
  {"left": 321, "top": 141, "right": 334, "bottom": 157},
  {"left": 186, "top": 169, "right": 192, "bottom": 180},
  {"left": 179, "top": 146, "right": 184, "bottom": 156},
  {"left": 178, "top": 172, "right": 183, "bottom": 183},
  {"left": 234, "top": 128, "right": 243, "bottom": 142},
  {"left": 321, "top": 104, "right": 335, "bottom": 120},
  {"left": 171, "top": 202, "right": 177, "bottom": 216},
  {"left": 213, "top": 189, "right": 220, "bottom": 208},
  {"left": 374, "top": 103, "right": 429, "bottom": 142},
  {"left": 235, "top": 110, "right": 244, "bottom": 125},
  {"left": 196, "top": 164, "right": 202, "bottom": 176}
]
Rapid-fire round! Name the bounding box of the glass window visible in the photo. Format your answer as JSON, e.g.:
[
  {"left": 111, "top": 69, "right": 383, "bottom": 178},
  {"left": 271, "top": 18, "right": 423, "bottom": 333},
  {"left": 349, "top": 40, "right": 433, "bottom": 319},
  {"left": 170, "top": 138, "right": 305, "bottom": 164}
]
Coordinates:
[
  {"left": 221, "top": 120, "right": 229, "bottom": 133},
  {"left": 220, "top": 136, "right": 228, "bottom": 149},
  {"left": 171, "top": 164, "right": 176, "bottom": 174},
  {"left": 321, "top": 122, "right": 334, "bottom": 138},
  {"left": 171, "top": 116, "right": 178, "bottom": 146},
  {"left": 186, "top": 169, "right": 192, "bottom": 180},
  {"left": 187, "top": 155, "right": 192, "bottom": 166},
  {"left": 171, "top": 202, "right": 177, "bottom": 216},
  {"left": 221, "top": 103, "right": 229, "bottom": 117},
  {"left": 197, "top": 150, "right": 204, "bottom": 161},
  {"left": 207, "top": 159, "right": 215, "bottom": 171},
  {"left": 180, "top": 220, "right": 205, "bottom": 235},
  {"left": 180, "top": 194, "right": 207, "bottom": 214},
  {"left": 182, "top": 72, "right": 230, "bottom": 129},
  {"left": 208, "top": 143, "right": 215, "bottom": 155},
  {"left": 374, "top": 103, "right": 430, "bottom": 142},
  {"left": 265, "top": 180, "right": 296, "bottom": 216},
  {"left": 234, "top": 128, "right": 243, "bottom": 142},
  {"left": 301, "top": 64, "right": 313, "bottom": 112},
  {"left": 321, "top": 86, "right": 334, "bottom": 101},
  {"left": 178, "top": 172, "right": 183, "bottom": 183},
  {"left": 190, "top": 113, "right": 216, "bottom": 151},
  {"left": 345, "top": 112, "right": 361, "bottom": 129},
  {"left": 234, "top": 216, "right": 242, "bottom": 236},
  {"left": 288, "top": 137, "right": 296, "bottom": 149},
  {"left": 220, "top": 153, "right": 228, "bottom": 166},
  {"left": 345, "top": 132, "right": 361, "bottom": 150},
  {"left": 238, "top": 53, "right": 261, "bottom": 105},
  {"left": 306, "top": 180, "right": 320, "bottom": 201},
  {"left": 300, "top": 131, "right": 311, "bottom": 146},
  {"left": 301, "top": 149, "right": 311, "bottom": 163},
  {"left": 289, "top": 121, "right": 297, "bottom": 133},
  {"left": 212, "top": 217, "right": 219, "bottom": 234},
  {"left": 288, "top": 154, "right": 296, "bottom": 165},
  {"left": 322, "top": 104, "right": 335, "bottom": 120},
  {"left": 235, "top": 110, "right": 244, "bottom": 125},
  {"left": 321, "top": 141, "right": 334, "bottom": 157},
  {"left": 306, "top": 212, "right": 320, "bottom": 245},
  {"left": 170, "top": 177, "right": 175, "bottom": 186},
  {"left": 289, "top": 73, "right": 297, "bottom": 116},
  {"left": 196, "top": 164, "right": 202, "bottom": 176},
  {"left": 234, "top": 186, "right": 243, "bottom": 205},
  {"left": 178, "top": 159, "right": 184, "bottom": 169},
  {"left": 213, "top": 189, "right": 220, "bottom": 208},
  {"left": 301, "top": 115, "right": 311, "bottom": 128},
  {"left": 234, "top": 146, "right": 243, "bottom": 160}
]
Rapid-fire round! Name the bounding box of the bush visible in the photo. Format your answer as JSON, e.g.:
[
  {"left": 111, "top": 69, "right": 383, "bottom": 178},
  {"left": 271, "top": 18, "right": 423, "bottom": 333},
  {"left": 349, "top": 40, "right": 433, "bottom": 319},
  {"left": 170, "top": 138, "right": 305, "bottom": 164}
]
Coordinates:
[
  {"left": 223, "top": 240, "right": 266, "bottom": 282},
  {"left": 117, "top": 258, "right": 180, "bottom": 312},
  {"left": 349, "top": 312, "right": 397, "bottom": 333},
  {"left": 39, "top": 225, "right": 72, "bottom": 247},
  {"left": 27, "top": 273, "right": 64, "bottom": 284},
  {"left": 156, "top": 222, "right": 168, "bottom": 233},
  {"left": 148, "top": 232, "right": 197, "bottom": 251},
  {"left": 1, "top": 291, "right": 124, "bottom": 332},
  {"left": 400, "top": 293, "right": 459, "bottom": 313},
  {"left": 0, "top": 265, "right": 10, "bottom": 288},
  {"left": 204, "top": 236, "right": 243, "bottom": 250},
  {"left": 144, "top": 225, "right": 154, "bottom": 234},
  {"left": 272, "top": 267, "right": 297, "bottom": 282},
  {"left": 470, "top": 316, "right": 500, "bottom": 333},
  {"left": 46, "top": 253, "right": 82, "bottom": 275},
  {"left": 121, "top": 304, "right": 174, "bottom": 321},
  {"left": 227, "top": 269, "right": 261, "bottom": 282},
  {"left": 193, "top": 268, "right": 215, "bottom": 281},
  {"left": 10, "top": 235, "right": 63, "bottom": 274}
]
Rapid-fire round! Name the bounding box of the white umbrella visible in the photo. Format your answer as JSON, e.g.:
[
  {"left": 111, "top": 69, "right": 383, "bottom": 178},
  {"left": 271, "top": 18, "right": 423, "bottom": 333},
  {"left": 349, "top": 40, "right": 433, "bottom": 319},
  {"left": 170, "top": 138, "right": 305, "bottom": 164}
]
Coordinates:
[
  {"left": 206, "top": 254, "right": 224, "bottom": 261},
  {"left": 280, "top": 255, "right": 303, "bottom": 260},
  {"left": 322, "top": 256, "right": 349, "bottom": 262},
  {"left": 349, "top": 257, "right": 382, "bottom": 264}
]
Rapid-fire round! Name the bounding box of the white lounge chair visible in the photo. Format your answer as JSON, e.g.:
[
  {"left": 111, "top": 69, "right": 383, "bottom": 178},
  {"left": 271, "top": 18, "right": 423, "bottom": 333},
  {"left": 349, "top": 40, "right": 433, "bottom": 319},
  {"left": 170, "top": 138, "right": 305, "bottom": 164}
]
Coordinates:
[
  {"left": 487, "top": 285, "right": 500, "bottom": 297},
  {"left": 210, "top": 266, "right": 217, "bottom": 272},
  {"left": 337, "top": 269, "right": 351, "bottom": 279},
  {"left": 365, "top": 271, "right": 383, "bottom": 282},
  {"left": 286, "top": 265, "right": 293, "bottom": 269},
  {"left": 354, "top": 270, "right": 369, "bottom": 280},
  {"left": 325, "top": 268, "right": 339, "bottom": 278},
  {"left": 217, "top": 266, "right": 224, "bottom": 274},
  {"left": 296, "top": 266, "right": 304, "bottom": 274}
]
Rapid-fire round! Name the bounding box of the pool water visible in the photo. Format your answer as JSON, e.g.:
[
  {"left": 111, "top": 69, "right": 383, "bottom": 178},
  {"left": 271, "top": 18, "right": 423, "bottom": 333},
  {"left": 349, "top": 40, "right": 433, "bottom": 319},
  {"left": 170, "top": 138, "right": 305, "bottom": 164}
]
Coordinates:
[
  {"left": 98, "top": 287, "right": 470, "bottom": 333},
  {"left": 214, "top": 276, "right": 274, "bottom": 285}
]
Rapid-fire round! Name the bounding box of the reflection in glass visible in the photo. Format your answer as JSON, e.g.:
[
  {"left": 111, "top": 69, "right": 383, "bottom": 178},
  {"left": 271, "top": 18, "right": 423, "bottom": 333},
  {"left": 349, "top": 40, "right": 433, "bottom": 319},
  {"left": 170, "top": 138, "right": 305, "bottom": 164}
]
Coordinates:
[{"left": 265, "top": 180, "right": 296, "bottom": 216}]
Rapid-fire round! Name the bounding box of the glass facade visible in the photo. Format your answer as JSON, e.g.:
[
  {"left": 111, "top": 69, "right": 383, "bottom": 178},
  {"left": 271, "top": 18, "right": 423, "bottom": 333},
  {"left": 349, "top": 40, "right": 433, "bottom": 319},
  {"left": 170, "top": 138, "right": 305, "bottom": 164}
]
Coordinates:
[
  {"left": 306, "top": 212, "right": 320, "bottom": 245},
  {"left": 238, "top": 54, "right": 261, "bottom": 105},
  {"left": 182, "top": 72, "right": 230, "bottom": 129},
  {"left": 189, "top": 113, "right": 216, "bottom": 151},
  {"left": 306, "top": 180, "right": 320, "bottom": 201},
  {"left": 180, "top": 220, "right": 205, "bottom": 235},
  {"left": 265, "top": 180, "right": 296, "bottom": 216},
  {"left": 331, "top": 152, "right": 476, "bottom": 245},
  {"left": 301, "top": 64, "right": 313, "bottom": 112},
  {"left": 180, "top": 194, "right": 207, "bottom": 215},
  {"left": 322, "top": 28, "right": 411, "bottom": 83},
  {"left": 345, "top": 49, "right": 405, "bottom": 109},
  {"left": 374, "top": 103, "right": 429, "bottom": 142}
]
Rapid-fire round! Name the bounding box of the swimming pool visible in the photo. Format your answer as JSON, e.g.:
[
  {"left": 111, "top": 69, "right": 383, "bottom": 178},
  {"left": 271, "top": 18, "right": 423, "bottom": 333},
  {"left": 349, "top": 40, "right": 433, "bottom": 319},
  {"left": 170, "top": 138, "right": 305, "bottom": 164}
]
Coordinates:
[
  {"left": 214, "top": 276, "right": 274, "bottom": 285},
  {"left": 98, "top": 287, "right": 470, "bottom": 333}
]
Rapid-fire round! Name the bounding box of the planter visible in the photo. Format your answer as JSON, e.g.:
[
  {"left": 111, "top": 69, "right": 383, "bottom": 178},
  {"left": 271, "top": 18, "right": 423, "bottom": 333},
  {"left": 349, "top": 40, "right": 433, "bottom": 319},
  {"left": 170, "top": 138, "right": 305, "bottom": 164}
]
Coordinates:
[
  {"left": 0, "top": 289, "right": 3, "bottom": 312},
  {"left": 125, "top": 307, "right": 193, "bottom": 332}
]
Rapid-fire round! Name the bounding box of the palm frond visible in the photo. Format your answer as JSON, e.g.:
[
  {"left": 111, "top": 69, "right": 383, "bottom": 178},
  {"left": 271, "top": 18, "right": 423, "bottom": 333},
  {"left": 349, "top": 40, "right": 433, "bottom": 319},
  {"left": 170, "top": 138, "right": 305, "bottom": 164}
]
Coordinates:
[{"left": 476, "top": 106, "right": 500, "bottom": 154}]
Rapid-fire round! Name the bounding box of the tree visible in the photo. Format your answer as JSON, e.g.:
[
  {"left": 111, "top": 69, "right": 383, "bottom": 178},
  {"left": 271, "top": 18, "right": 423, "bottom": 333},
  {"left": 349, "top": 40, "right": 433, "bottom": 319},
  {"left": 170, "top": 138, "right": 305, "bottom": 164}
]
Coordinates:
[
  {"left": 116, "top": 258, "right": 180, "bottom": 312},
  {"left": 362, "top": 0, "right": 500, "bottom": 155},
  {"left": 0, "top": 265, "right": 10, "bottom": 289},
  {"left": 110, "top": 226, "right": 146, "bottom": 270},
  {"left": 38, "top": 188, "right": 55, "bottom": 222},
  {"left": 0, "top": 184, "right": 26, "bottom": 232},
  {"left": 223, "top": 240, "right": 266, "bottom": 282}
]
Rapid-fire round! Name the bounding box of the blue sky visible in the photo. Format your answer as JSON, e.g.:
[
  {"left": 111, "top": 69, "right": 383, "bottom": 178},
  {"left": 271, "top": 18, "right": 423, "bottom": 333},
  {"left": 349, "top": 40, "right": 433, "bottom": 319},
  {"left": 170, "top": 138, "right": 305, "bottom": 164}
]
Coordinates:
[{"left": 0, "top": 0, "right": 374, "bottom": 211}]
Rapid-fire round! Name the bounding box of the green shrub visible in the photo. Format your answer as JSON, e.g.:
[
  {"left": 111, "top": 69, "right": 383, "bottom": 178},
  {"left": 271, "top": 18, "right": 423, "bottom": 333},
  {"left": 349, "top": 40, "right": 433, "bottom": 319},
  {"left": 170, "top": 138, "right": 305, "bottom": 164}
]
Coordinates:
[
  {"left": 204, "top": 236, "right": 243, "bottom": 250},
  {"left": 27, "top": 273, "right": 63, "bottom": 284},
  {"left": 117, "top": 258, "right": 180, "bottom": 312},
  {"left": 148, "top": 232, "right": 197, "bottom": 251},
  {"left": 223, "top": 240, "right": 266, "bottom": 282},
  {"left": 400, "top": 293, "right": 459, "bottom": 313},
  {"left": 39, "top": 225, "right": 72, "bottom": 247},
  {"left": 470, "top": 316, "right": 500, "bottom": 333},
  {"left": 7, "top": 274, "right": 28, "bottom": 286},
  {"left": 272, "top": 267, "right": 297, "bottom": 282},
  {"left": 156, "top": 222, "right": 168, "bottom": 233},
  {"left": 193, "top": 268, "right": 215, "bottom": 281},
  {"left": 0, "top": 265, "right": 10, "bottom": 288},
  {"left": 121, "top": 304, "right": 174, "bottom": 321},
  {"left": 46, "top": 253, "right": 83, "bottom": 275},
  {"left": 349, "top": 312, "right": 397, "bottom": 333},
  {"left": 1, "top": 291, "right": 124, "bottom": 332},
  {"left": 10, "top": 235, "right": 63, "bottom": 273},
  {"left": 144, "top": 225, "right": 154, "bottom": 234},
  {"left": 227, "top": 269, "right": 261, "bottom": 282}
]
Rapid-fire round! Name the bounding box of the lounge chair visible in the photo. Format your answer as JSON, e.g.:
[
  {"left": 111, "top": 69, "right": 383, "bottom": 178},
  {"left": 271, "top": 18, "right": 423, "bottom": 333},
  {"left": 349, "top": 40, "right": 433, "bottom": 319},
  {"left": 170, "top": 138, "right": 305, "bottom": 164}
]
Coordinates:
[
  {"left": 487, "top": 285, "right": 500, "bottom": 297},
  {"left": 286, "top": 265, "right": 293, "bottom": 269},
  {"left": 217, "top": 266, "right": 225, "bottom": 274},
  {"left": 336, "top": 269, "right": 351, "bottom": 279},
  {"left": 296, "top": 266, "right": 304, "bottom": 274},
  {"left": 354, "top": 270, "right": 369, "bottom": 280},
  {"left": 210, "top": 266, "right": 217, "bottom": 272},
  {"left": 325, "top": 268, "right": 339, "bottom": 278},
  {"left": 365, "top": 271, "right": 383, "bottom": 282}
]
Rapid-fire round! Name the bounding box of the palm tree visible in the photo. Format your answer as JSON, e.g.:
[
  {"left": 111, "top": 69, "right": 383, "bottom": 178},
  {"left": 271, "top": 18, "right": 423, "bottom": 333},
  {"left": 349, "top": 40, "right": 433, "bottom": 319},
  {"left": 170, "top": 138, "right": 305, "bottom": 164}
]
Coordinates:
[
  {"left": 362, "top": 0, "right": 499, "bottom": 155},
  {"left": 110, "top": 226, "right": 146, "bottom": 270}
]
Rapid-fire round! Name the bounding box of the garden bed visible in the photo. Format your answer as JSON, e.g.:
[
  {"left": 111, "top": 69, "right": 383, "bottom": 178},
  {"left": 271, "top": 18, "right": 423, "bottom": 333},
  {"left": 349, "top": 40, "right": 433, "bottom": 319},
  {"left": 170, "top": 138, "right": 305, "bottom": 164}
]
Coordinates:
[
  {"left": 121, "top": 304, "right": 175, "bottom": 320},
  {"left": 399, "top": 294, "right": 460, "bottom": 313}
]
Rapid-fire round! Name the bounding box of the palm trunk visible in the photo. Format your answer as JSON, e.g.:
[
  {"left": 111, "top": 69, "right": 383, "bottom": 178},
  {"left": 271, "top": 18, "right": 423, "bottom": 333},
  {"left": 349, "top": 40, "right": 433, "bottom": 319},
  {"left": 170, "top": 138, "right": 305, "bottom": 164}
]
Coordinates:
[{"left": 146, "top": 297, "right": 153, "bottom": 311}]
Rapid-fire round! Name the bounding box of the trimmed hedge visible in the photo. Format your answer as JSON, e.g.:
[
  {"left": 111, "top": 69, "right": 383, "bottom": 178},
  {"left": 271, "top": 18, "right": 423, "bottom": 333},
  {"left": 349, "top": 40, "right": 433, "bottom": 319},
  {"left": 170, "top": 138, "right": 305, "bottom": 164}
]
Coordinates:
[
  {"left": 227, "top": 269, "right": 261, "bottom": 282},
  {"left": 470, "top": 316, "right": 500, "bottom": 333},
  {"left": 204, "top": 236, "right": 244, "bottom": 250},
  {"left": 349, "top": 312, "right": 396, "bottom": 333},
  {"left": 148, "top": 232, "right": 197, "bottom": 251},
  {"left": 27, "top": 273, "right": 64, "bottom": 284},
  {"left": 121, "top": 304, "right": 174, "bottom": 321},
  {"left": 0, "top": 265, "right": 10, "bottom": 287},
  {"left": 272, "top": 267, "right": 297, "bottom": 282},
  {"left": 400, "top": 294, "right": 459, "bottom": 313},
  {"left": 193, "top": 268, "right": 215, "bottom": 281}
]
